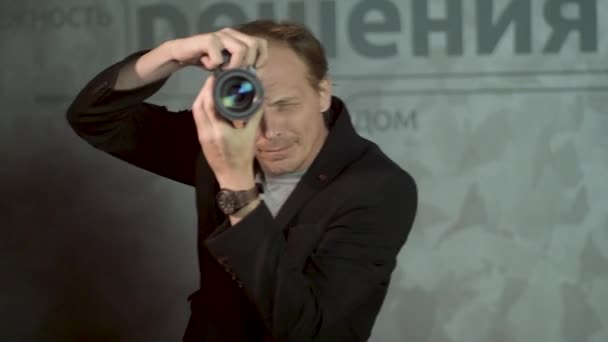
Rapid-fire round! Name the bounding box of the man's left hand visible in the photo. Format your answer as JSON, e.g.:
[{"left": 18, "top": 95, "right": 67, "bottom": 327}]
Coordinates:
[{"left": 191, "top": 74, "right": 264, "bottom": 190}]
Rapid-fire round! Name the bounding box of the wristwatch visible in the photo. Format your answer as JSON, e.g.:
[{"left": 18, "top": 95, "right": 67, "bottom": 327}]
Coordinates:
[{"left": 216, "top": 185, "right": 260, "bottom": 215}]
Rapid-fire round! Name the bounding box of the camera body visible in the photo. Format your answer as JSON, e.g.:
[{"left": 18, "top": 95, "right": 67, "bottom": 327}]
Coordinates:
[{"left": 213, "top": 50, "right": 264, "bottom": 123}]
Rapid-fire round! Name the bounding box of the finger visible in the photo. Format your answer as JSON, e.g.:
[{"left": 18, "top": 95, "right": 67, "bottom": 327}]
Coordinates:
[
  {"left": 200, "top": 34, "right": 224, "bottom": 69},
  {"left": 245, "top": 106, "right": 265, "bottom": 133},
  {"left": 202, "top": 74, "right": 225, "bottom": 128},
  {"left": 192, "top": 75, "right": 214, "bottom": 133},
  {"left": 226, "top": 28, "right": 268, "bottom": 68},
  {"left": 254, "top": 38, "right": 268, "bottom": 68},
  {"left": 201, "top": 74, "right": 233, "bottom": 131},
  {"left": 215, "top": 30, "right": 248, "bottom": 70},
  {"left": 221, "top": 28, "right": 260, "bottom": 67}
]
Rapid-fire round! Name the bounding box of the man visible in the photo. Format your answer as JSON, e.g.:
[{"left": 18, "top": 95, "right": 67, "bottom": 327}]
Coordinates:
[{"left": 66, "top": 19, "right": 417, "bottom": 341}]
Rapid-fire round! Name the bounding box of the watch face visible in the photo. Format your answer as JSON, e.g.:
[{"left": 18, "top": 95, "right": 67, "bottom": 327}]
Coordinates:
[{"left": 217, "top": 190, "right": 237, "bottom": 214}]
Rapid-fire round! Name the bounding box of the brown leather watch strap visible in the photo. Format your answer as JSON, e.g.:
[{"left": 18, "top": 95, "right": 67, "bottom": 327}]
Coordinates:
[
  {"left": 216, "top": 185, "right": 260, "bottom": 215},
  {"left": 234, "top": 186, "right": 259, "bottom": 207}
]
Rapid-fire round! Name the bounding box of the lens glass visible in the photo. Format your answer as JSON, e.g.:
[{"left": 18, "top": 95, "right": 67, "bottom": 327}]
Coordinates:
[{"left": 221, "top": 77, "right": 254, "bottom": 111}]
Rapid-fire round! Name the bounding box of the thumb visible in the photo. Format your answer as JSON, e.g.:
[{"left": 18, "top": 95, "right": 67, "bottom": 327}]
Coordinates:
[{"left": 245, "top": 107, "right": 264, "bottom": 133}]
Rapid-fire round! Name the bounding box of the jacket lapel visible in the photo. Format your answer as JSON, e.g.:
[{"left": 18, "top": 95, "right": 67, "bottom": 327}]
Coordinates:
[{"left": 271, "top": 96, "right": 370, "bottom": 231}]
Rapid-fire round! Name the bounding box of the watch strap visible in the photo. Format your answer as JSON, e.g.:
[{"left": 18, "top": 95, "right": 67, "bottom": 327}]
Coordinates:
[
  {"left": 233, "top": 186, "right": 259, "bottom": 209},
  {"left": 217, "top": 185, "right": 259, "bottom": 215}
]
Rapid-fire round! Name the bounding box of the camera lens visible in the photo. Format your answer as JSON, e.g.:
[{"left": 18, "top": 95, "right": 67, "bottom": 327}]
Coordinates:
[
  {"left": 213, "top": 67, "right": 264, "bottom": 122},
  {"left": 220, "top": 77, "right": 255, "bottom": 111}
]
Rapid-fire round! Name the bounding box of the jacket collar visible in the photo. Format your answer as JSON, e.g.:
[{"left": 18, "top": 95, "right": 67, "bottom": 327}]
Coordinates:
[{"left": 270, "top": 96, "right": 371, "bottom": 229}]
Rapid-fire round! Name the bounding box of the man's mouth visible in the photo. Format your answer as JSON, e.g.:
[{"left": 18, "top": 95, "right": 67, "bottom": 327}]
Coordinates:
[{"left": 259, "top": 146, "right": 291, "bottom": 154}]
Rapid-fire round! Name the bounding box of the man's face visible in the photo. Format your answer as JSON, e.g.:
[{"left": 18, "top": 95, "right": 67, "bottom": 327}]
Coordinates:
[{"left": 253, "top": 43, "right": 331, "bottom": 176}]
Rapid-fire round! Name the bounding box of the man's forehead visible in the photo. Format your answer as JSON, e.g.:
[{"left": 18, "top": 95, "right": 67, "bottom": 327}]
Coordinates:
[
  {"left": 257, "top": 45, "right": 307, "bottom": 77},
  {"left": 257, "top": 62, "right": 304, "bottom": 81},
  {"left": 256, "top": 44, "right": 310, "bottom": 97},
  {"left": 261, "top": 79, "right": 304, "bottom": 98}
]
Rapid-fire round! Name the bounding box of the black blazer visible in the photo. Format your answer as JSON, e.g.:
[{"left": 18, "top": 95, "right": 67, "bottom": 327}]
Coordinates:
[{"left": 66, "top": 50, "right": 418, "bottom": 342}]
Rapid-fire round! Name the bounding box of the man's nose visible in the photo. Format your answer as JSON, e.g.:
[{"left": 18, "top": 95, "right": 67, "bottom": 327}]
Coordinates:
[{"left": 260, "top": 112, "right": 282, "bottom": 138}]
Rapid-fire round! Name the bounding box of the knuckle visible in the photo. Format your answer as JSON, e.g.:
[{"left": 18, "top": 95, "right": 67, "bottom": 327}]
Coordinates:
[
  {"left": 208, "top": 33, "right": 220, "bottom": 46},
  {"left": 201, "top": 33, "right": 212, "bottom": 44},
  {"left": 235, "top": 39, "right": 247, "bottom": 50},
  {"left": 245, "top": 39, "right": 257, "bottom": 50}
]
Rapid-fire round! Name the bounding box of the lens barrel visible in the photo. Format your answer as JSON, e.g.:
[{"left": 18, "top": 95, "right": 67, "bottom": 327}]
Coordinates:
[{"left": 213, "top": 50, "right": 264, "bottom": 122}]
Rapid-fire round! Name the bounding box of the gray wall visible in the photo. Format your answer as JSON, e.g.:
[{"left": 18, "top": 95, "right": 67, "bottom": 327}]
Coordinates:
[{"left": 1, "top": 0, "right": 607, "bottom": 341}]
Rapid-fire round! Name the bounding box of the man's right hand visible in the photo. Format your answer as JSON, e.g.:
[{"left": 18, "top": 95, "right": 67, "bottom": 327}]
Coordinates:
[
  {"left": 114, "top": 27, "right": 269, "bottom": 91},
  {"left": 168, "top": 27, "right": 269, "bottom": 71}
]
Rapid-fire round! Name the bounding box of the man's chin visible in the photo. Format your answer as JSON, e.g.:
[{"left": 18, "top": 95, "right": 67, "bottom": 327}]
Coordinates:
[{"left": 258, "top": 159, "right": 295, "bottom": 176}]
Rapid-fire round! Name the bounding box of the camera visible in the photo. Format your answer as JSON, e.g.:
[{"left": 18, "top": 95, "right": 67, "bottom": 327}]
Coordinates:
[{"left": 213, "top": 50, "right": 264, "bottom": 123}]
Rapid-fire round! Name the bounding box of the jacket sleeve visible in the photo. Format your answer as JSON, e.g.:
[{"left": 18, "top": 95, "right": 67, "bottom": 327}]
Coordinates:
[
  {"left": 66, "top": 50, "right": 201, "bottom": 186},
  {"left": 204, "top": 172, "right": 418, "bottom": 341}
]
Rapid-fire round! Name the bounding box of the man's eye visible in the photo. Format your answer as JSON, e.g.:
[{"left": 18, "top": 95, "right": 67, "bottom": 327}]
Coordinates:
[{"left": 276, "top": 103, "right": 294, "bottom": 110}]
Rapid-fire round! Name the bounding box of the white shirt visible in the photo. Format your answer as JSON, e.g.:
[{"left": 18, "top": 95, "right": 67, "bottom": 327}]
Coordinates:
[{"left": 255, "top": 168, "right": 308, "bottom": 218}]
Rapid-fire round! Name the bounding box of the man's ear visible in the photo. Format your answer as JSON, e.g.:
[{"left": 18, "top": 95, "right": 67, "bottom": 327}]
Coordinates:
[{"left": 318, "top": 77, "right": 332, "bottom": 112}]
